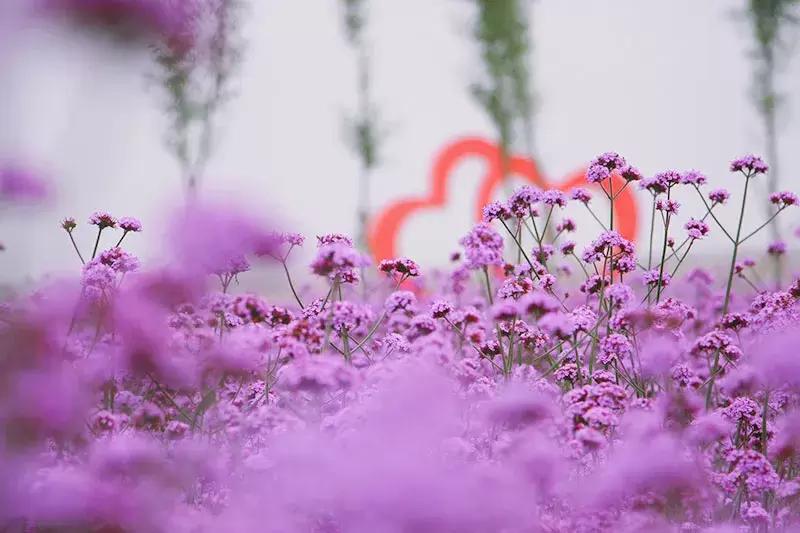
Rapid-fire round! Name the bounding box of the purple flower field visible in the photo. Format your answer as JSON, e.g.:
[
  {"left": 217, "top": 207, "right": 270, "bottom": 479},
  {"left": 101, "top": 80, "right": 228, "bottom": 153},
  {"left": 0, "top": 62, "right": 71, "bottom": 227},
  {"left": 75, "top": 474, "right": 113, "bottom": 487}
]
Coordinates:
[
  {"left": 2, "top": 153, "right": 800, "bottom": 532},
  {"left": 5, "top": 0, "right": 800, "bottom": 531}
]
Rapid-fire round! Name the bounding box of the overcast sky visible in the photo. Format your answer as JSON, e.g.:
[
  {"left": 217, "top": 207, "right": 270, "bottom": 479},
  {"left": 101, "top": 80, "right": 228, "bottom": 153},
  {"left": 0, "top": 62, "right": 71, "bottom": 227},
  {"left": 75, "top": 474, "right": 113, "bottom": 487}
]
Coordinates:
[{"left": 2, "top": 0, "right": 800, "bottom": 285}]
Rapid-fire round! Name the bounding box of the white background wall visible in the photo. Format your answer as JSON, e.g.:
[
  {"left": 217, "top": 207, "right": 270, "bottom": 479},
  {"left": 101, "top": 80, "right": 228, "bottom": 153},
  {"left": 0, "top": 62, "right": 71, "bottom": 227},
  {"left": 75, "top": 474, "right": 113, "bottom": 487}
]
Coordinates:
[{"left": 2, "top": 0, "right": 800, "bottom": 285}]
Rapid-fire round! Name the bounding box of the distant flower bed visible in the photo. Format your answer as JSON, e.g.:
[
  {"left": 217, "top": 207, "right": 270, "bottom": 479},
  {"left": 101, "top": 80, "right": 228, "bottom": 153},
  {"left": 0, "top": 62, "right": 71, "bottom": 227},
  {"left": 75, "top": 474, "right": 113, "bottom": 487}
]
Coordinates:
[{"left": 2, "top": 153, "right": 800, "bottom": 531}]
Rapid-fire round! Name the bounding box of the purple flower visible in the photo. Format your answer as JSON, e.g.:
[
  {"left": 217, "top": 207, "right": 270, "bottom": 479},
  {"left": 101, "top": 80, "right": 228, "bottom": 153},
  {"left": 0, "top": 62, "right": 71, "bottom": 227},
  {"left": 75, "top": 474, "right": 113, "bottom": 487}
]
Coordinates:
[
  {"left": 768, "top": 240, "right": 787, "bottom": 256},
  {"left": 88, "top": 211, "right": 117, "bottom": 229},
  {"left": 42, "top": 0, "right": 197, "bottom": 50},
  {"left": 598, "top": 333, "right": 633, "bottom": 365},
  {"left": 538, "top": 311, "right": 576, "bottom": 339},
  {"left": 279, "top": 355, "right": 357, "bottom": 394},
  {"left": 640, "top": 176, "right": 668, "bottom": 195},
  {"left": 317, "top": 233, "right": 353, "bottom": 247},
  {"left": 519, "top": 291, "right": 559, "bottom": 316},
  {"left": 653, "top": 170, "right": 682, "bottom": 187},
  {"left": 559, "top": 240, "right": 576, "bottom": 256},
  {"left": 459, "top": 223, "right": 504, "bottom": 270},
  {"left": 490, "top": 302, "right": 518, "bottom": 321},
  {"left": 685, "top": 218, "right": 710, "bottom": 240},
  {"left": 769, "top": 191, "right": 799, "bottom": 208},
  {"left": 430, "top": 300, "right": 453, "bottom": 319},
  {"left": 581, "top": 231, "right": 635, "bottom": 270},
  {"left": 730, "top": 154, "right": 769, "bottom": 175},
  {"left": 708, "top": 188, "right": 730, "bottom": 205},
  {"left": 587, "top": 152, "right": 626, "bottom": 183},
  {"left": 385, "top": 290, "right": 416, "bottom": 313},
  {"left": 378, "top": 257, "right": 420, "bottom": 278},
  {"left": 485, "top": 386, "right": 554, "bottom": 428},
  {"left": 680, "top": 169, "right": 707, "bottom": 186},
  {"left": 61, "top": 217, "right": 77, "bottom": 232},
  {"left": 0, "top": 165, "right": 49, "bottom": 201},
  {"left": 570, "top": 187, "right": 592, "bottom": 204},
  {"left": 97, "top": 247, "right": 140, "bottom": 273},
  {"left": 643, "top": 269, "right": 670, "bottom": 288},
  {"left": 311, "top": 243, "right": 368, "bottom": 284},
  {"left": 655, "top": 198, "right": 680, "bottom": 215},
  {"left": 482, "top": 201, "right": 512, "bottom": 222},
  {"left": 586, "top": 165, "right": 610, "bottom": 184},
  {"left": 556, "top": 218, "right": 576, "bottom": 233},
  {"left": 508, "top": 185, "right": 541, "bottom": 217},
  {"left": 118, "top": 216, "right": 142, "bottom": 233},
  {"left": 619, "top": 164, "right": 643, "bottom": 182},
  {"left": 541, "top": 190, "right": 566, "bottom": 208}
]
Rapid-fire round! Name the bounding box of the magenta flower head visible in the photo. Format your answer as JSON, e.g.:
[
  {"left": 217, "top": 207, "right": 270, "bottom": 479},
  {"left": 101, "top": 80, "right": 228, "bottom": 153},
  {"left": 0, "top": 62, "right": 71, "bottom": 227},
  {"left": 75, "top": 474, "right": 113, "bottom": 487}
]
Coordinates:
[
  {"left": 508, "top": 185, "right": 541, "bottom": 217},
  {"left": 587, "top": 152, "right": 626, "bottom": 183},
  {"left": 730, "top": 154, "right": 769, "bottom": 176},
  {"left": 98, "top": 247, "right": 140, "bottom": 273},
  {"left": 317, "top": 233, "right": 353, "bottom": 247},
  {"left": 570, "top": 187, "right": 592, "bottom": 204},
  {"left": 482, "top": 201, "right": 512, "bottom": 223},
  {"left": 311, "top": 243, "right": 368, "bottom": 284},
  {"left": 769, "top": 191, "right": 799, "bottom": 208},
  {"left": 708, "top": 188, "right": 730, "bottom": 205},
  {"left": 41, "top": 0, "right": 196, "bottom": 51},
  {"left": 768, "top": 240, "right": 787, "bottom": 256},
  {"left": 643, "top": 269, "right": 670, "bottom": 288},
  {"left": 60, "top": 217, "right": 77, "bottom": 232},
  {"left": 459, "top": 223, "right": 504, "bottom": 270},
  {"left": 379, "top": 257, "right": 420, "bottom": 278},
  {"left": 280, "top": 232, "right": 305, "bottom": 246},
  {"left": 485, "top": 386, "right": 555, "bottom": 428},
  {"left": 640, "top": 175, "right": 668, "bottom": 195},
  {"left": 170, "top": 201, "right": 277, "bottom": 277},
  {"left": 685, "top": 218, "right": 710, "bottom": 240},
  {"left": 619, "top": 164, "right": 643, "bottom": 183},
  {"left": 655, "top": 198, "right": 680, "bottom": 215},
  {"left": 118, "top": 216, "right": 142, "bottom": 233},
  {"left": 654, "top": 170, "right": 682, "bottom": 188},
  {"left": 88, "top": 211, "right": 117, "bottom": 229},
  {"left": 680, "top": 169, "right": 707, "bottom": 186},
  {"left": 541, "top": 190, "right": 567, "bottom": 208},
  {"left": 537, "top": 311, "right": 576, "bottom": 339},
  {"left": 556, "top": 218, "right": 576, "bottom": 233},
  {"left": 430, "top": 299, "right": 453, "bottom": 319},
  {"left": 0, "top": 165, "right": 49, "bottom": 202}
]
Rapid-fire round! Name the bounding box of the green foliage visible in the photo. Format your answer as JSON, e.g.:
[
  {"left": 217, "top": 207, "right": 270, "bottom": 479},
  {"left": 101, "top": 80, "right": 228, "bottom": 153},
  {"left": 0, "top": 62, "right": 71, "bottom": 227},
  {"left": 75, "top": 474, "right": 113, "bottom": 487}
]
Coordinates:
[
  {"left": 339, "top": 0, "right": 384, "bottom": 250},
  {"left": 340, "top": 0, "right": 381, "bottom": 171},
  {"left": 747, "top": 0, "right": 799, "bottom": 115},
  {"left": 152, "top": 0, "right": 244, "bottom": 194},
  {"left": 471, "top": 0, "right": 535, "bottom": 160},
  {"left": 343, "top": 0, "right": 366, "bottom": 45}
]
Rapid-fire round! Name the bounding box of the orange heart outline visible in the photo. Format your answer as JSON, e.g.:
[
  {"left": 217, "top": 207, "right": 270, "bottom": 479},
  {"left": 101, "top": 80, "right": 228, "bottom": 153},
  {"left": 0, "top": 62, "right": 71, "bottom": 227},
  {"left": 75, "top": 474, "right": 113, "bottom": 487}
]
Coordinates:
[{"left": 368, "top": 137, "right": 639, "bottom": 262}]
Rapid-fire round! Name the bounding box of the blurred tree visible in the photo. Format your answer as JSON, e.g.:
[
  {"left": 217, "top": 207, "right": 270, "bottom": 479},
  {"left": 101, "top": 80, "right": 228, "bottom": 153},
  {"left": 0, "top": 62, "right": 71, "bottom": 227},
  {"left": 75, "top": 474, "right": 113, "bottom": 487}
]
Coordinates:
[
  {"left": 470, "top": 0, "right": 536, "bottom": 174},
  {"left": 152, "top": 0, "right": 244, "bottom": 196},
  {"left": 745, "top": 0, "right": 799, "bottom": 244},
  {"left": 341, "top": 0, "right": 383, "bottom": 252}
]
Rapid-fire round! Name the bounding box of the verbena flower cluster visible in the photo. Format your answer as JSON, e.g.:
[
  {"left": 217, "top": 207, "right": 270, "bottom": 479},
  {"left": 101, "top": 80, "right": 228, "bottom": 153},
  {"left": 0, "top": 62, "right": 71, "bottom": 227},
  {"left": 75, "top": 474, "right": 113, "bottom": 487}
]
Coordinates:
[{"left": 3, "top": 154, "right": 800, "bottom": 531}]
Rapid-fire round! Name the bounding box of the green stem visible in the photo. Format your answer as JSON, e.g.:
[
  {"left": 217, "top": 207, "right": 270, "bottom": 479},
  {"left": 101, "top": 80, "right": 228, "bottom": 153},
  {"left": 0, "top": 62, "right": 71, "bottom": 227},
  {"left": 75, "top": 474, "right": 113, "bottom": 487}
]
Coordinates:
[
  {"left": 114, "top": 231, "right": 129, "bottom": 248},
  {"left": 655, "top": 190, "right": 672, "bottom": 303},
  {"left": 91, "top": 227, "right": 104, "bottom": 260},
  {"left": 706, "top": 175, "right": 752, "bottom": 409},
  {"left": 282, "top": 260, "right": 305, "bottom": 309},
  {"left": 67, "top": 232, "right": 85, "bottom": 265},
  {"left": 647, "top": 199, "right": 656, "bottom": 269},
  {"left": 738, "top": 207, "right": 785, "bottom": 245},
  {"left": 482, "top": 266, "right": 494, "bottom": 305}
]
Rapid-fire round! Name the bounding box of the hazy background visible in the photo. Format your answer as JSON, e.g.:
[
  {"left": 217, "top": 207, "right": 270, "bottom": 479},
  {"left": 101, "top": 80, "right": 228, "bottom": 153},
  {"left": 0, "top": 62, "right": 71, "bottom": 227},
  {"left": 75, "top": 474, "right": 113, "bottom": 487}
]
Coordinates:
[{"left": 2, "top": 0, "right": 800, "bottom": 285}]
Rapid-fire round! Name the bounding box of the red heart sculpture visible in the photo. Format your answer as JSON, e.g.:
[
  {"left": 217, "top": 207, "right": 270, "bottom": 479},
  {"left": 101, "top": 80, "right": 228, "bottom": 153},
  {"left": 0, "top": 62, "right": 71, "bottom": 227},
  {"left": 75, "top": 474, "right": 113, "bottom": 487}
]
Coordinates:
[{"left": 368, "top": 137, "right": 638, "bottom": 262}]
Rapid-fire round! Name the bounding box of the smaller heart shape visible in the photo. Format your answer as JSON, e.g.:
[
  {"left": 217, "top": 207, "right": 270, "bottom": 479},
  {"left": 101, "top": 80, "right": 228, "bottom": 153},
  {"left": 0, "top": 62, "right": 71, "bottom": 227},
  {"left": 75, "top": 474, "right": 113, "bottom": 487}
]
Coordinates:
[{"left": 369, "top": 137, "right": 638, "bottom": 262}]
